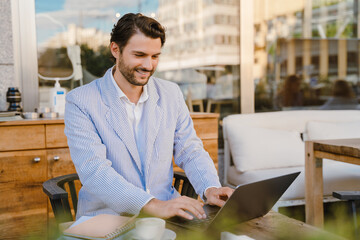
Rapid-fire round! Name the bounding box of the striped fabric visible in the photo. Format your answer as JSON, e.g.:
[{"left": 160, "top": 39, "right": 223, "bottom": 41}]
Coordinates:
[{"left": 64, "top": 68, "right": 221, "bottom": 219}]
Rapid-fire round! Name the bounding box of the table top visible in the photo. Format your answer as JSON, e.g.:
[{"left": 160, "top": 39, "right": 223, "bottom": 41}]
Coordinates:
[
  {"left": 60, "top": 211, "right": 343, "bottom": 240},
  {"left": 313, "top": 138, "right": 360, "bottom": 158},
  {"left": 168, "top": 211, "right": 344, "bottom": 240}
]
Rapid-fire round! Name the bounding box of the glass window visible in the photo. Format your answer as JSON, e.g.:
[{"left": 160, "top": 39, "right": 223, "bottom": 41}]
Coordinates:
[
  {"left": 35, "top": 0, "right": 241, "bottom": 127},
  {"left": 35, "top": 1, "right": 159, "bottom": 107},
  {"left": 254, "top": 0, "right": 360, "bottom": 112}
]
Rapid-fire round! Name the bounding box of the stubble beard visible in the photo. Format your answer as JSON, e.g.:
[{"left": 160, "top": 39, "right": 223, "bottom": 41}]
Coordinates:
[{"left": 118, "top": 55, "right": 154, "bottom": 86}]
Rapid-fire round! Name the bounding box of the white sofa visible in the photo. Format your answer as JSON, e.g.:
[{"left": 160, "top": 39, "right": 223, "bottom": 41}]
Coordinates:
[{"left": 222, "top": 110, "right": 360, "bottom": 208}]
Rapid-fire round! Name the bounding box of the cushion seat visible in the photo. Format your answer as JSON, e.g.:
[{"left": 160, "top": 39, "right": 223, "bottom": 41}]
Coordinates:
[{"left": 228, "top": 160, "right": 360, "bottom": 201}]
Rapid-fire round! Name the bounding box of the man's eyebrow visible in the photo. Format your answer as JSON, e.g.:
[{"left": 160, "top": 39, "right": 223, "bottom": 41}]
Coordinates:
[
  {"left": 132, "top": 51, "right": 161, "bottom": 55},
  {"left": 132, "top": 51, "right": 145, "bottom": 55}
]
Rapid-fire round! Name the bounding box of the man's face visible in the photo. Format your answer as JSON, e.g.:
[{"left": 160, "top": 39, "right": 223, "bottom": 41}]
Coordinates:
[{"left": 115, "top": 32, "right": 162, "bottom": 86}]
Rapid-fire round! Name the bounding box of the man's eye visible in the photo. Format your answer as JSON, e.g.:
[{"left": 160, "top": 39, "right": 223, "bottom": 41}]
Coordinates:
[
  {"left": 135, "top": 54, "right": 144, "bottom": 57},
  {"left": 152, "top": 55, "right": 159, "bottom": 59}
]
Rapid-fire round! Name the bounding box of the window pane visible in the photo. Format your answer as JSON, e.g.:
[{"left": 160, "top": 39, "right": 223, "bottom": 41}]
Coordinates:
[
  {"left": 254, "top": 0, "right": 360, "bottom": 112},
  {"left": 157, "top": 0, "right": 240, "bottom": 120},
  {"left": 35, "top": 0, "right": 241, "bottom": 121},
  {"left": 35, "top": 1, "right": 158, "bottom": 107}
]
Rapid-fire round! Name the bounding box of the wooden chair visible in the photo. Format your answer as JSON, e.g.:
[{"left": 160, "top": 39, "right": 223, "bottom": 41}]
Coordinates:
[
  {"left": 43, "top": 173, "right": 80, "bottom": 225},
  {"left": 43, "top": 171, "right": 198, "bottom": 225},
  {"left": 172, "top": 171, "right": 198, "bottom": 199},
  {"left": 185, "top": 87, "right": 204, "bottom": 112}
]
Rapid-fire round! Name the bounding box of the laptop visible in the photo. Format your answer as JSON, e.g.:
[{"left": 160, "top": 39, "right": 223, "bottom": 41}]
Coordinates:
[{"left": 167, "top": 171, "right": 300, "bottom": 232}]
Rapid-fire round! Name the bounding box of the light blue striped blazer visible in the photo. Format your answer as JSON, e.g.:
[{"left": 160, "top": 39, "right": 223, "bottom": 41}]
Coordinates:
[{"left": 64, "top": 68, "right": 221, "bottom": 218}]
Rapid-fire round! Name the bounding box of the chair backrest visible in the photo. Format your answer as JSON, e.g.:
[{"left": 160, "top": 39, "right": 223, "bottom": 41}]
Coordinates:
[
  {"left": 43, "top": 173, "right": 81, "bottom": 224},
  {"left": 43, "top": 171, "right": 198, "bottom": 225},
  {"left": 172, "top": 171, "right": 198, "bottom": 199}
]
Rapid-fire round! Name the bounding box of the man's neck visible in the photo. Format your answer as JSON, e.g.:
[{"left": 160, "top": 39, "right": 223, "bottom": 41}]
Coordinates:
[{"left": 113, "top": 67, "right": 143, "bottom": 104}]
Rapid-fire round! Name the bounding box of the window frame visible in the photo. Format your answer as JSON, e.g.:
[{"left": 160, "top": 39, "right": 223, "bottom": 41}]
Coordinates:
[{"left": 12, "top": 0, "right": 39, "bottom": 112}]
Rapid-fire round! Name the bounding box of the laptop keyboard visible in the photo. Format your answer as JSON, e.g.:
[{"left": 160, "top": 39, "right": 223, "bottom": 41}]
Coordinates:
[
  {"left": 187, "top": 211, "right": 216, "bottom": 227},
  {"left": 187, "top": 214, "right": 216, "bottom": 226},
  {"left": 167, "top": 204, "right": 221, "bottom": 229}
]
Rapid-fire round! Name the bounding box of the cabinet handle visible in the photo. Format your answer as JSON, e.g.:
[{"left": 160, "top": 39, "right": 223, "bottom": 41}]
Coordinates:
[
  {"left": 33, "top": 157, "right": 41, "bottom": 163},
  {"left": 53, "top": 156, "right": 60, "bottom": 161}
]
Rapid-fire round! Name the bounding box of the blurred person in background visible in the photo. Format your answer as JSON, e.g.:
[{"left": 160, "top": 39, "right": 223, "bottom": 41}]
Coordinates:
[
  {"left": 320, "top": 79, "right": 359, "bottom": 110},
  {"left": 277, "top": 75, "right": 303, "bottom": 109}
]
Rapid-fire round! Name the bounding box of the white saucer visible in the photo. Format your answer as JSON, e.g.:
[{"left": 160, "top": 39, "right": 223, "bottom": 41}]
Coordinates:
[{"left": 122, "top": 228, "right": 176, "bottom": 240}]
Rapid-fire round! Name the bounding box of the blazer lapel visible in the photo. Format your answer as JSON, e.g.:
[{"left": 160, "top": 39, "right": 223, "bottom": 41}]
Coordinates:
[
  {"left": 100, "top": 69, "right": 142, "bottom": 172},
  {"left": 142, "top": 79, "right": 163, "bottom": 175}
]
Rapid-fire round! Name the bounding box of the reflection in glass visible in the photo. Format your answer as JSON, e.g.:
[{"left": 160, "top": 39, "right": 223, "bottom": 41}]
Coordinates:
[
  {"left": 254, "top": 0, "right": 360, "bottom": 112},
  {"left": 157, "top": 0, "right": 240, "bottom": 116},
  {"left": 35, "top": 1, "right": 158, "bottom": 107},
  {"left": 35, "top": 0, "right": 241, "bottom": 117}
]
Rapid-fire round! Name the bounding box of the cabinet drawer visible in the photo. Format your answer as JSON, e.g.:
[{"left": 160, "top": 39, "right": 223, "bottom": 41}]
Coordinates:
[
  {"left": 47, "top": 148, "right": 76, "bottom": 178},
  {"left": 46, "top": 124, "right": 67, "bottom": 148},
  {"left": 0, "top": 150, "right": 47, "bottom": 210},
  {"left": 0, "top": 150, "right": 47, "bottom": 239},
  {"left": 0, "top": 125, "right": 45, "bottom": 151},
  {"left": 0, "top": 150, "right": 47, "bottom": 182}
]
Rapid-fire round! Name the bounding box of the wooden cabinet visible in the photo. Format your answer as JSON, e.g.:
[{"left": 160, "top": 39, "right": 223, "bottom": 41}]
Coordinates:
[
  {"left": 0, "top": 120, "right": 76, "bottom": 240},
  {"left": 0, "top": 150, "right": 48, "bottom": 240},
  {"left": 0, "top": 113, "right": 218, "bottom": 239}
]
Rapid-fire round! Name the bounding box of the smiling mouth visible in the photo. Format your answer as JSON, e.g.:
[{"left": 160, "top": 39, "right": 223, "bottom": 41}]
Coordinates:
[{"left": 136, "top": 69, "right": 152, "bottom": 77}]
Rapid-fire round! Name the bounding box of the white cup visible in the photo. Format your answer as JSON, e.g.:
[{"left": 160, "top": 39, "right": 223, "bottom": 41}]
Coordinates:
[{"left": 135, "top": 217, "right": 166, "bottom": 240}]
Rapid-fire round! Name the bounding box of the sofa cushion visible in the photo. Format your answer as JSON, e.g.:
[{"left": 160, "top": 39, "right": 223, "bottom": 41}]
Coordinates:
[
  {"left": 227, "top": 160, "right": 360, "bottom": 201},
  {"left": 227, "top": 126, "right": 304, "bottom": 172},
  {"left": 223, "top": 110, "right": 360, "bottom": 134},
  {"left": 306, "top": 120, "right": 360, "bottom": 140}
]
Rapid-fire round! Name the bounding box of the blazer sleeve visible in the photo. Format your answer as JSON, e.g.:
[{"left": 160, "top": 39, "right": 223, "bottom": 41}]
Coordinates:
[
  {"left": 172, "top": 86, "right": 221, "bottom": 198},
  {"left": 64, "top": 92, "right": 153, "bottom": 215}
]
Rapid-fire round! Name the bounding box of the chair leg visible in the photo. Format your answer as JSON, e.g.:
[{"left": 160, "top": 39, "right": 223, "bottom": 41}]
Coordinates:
[
  {"left": 198, "top": 100, "right": 204, "bottom": 112},
  {"left": 206, "top": 100, "right": 212, "bottom": 112}
]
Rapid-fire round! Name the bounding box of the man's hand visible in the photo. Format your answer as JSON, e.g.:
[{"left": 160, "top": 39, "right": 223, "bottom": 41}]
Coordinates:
[
  {"left": 141, "top": 196, "right": 207, "bottom": 220},
  {"left": 204, "top": 187, "right": 234, "bottom": 207}
]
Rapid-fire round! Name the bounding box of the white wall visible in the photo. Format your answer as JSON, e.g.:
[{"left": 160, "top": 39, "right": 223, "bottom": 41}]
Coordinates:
[{"left": 0, "top": 0, "right": 16, "bottom": 111}]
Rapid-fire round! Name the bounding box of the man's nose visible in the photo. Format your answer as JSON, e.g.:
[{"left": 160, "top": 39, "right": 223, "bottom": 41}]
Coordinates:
[{"left": 142, "top": 57, "right": 153, "bottom": 70}]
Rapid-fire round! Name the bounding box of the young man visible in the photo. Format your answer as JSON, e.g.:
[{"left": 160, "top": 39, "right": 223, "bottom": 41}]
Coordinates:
[{"left": 64, "top": 13, "right": 233, "bottom": 220}]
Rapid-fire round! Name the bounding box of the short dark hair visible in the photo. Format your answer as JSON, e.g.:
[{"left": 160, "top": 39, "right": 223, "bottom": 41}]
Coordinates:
[{"left": 110, "top": 13, "right": 166, "bottom": 52}]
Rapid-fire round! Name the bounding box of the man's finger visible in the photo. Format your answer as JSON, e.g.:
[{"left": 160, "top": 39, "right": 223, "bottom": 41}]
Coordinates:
[
  {"left": 178, "top": 201, "right": 206, "bottom": 219},
  {"left": 180, "top": 196, "right": 206, "bottom": 215},
  {"left": 218, "top": 187, "right": 234, "bottom": 200},
  {"left": 175, "top": 209, "right": 194, "bottom": 220},
  {"left": 208, "top": 196, "right": 226, "bottom": 207}
]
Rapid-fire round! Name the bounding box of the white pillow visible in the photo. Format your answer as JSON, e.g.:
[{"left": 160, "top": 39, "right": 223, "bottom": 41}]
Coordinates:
[
  {"left": 226, "top": 126, "right": 304, "bottom": 172},
  {"left": 306, "top": 121, "right": 360, "bottom": 140}
]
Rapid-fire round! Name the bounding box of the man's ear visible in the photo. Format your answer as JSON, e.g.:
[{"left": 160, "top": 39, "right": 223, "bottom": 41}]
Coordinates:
[{"left": 110, "top": 42, "right": 120, "bottom": 59}]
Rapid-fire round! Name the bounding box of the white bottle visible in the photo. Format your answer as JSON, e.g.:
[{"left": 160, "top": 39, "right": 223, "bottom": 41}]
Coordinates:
[{"left": 49, "top": 80, "right": 66, "bottom": 117}]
